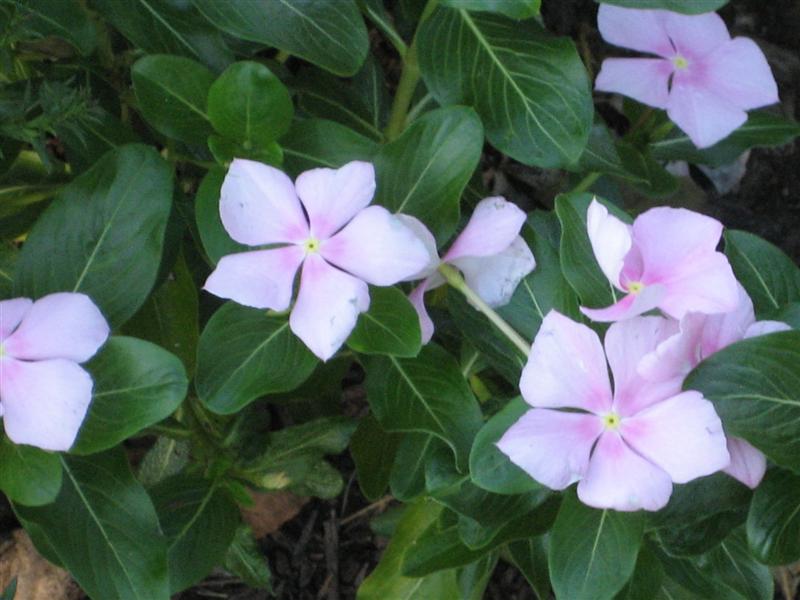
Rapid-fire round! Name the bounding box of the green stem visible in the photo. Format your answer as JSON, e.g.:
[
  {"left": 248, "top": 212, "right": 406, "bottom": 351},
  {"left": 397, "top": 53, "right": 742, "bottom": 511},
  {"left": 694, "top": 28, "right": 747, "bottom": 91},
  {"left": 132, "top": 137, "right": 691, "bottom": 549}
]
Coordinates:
[
  {"left": 571, "top": 171, "right": 600, "bottom": 194},
  {"left": 438, "top": 263, "right": 531, "bottom": 357},
  {"left": 650, "top": 120, "right": 675, "bottom": 142}
]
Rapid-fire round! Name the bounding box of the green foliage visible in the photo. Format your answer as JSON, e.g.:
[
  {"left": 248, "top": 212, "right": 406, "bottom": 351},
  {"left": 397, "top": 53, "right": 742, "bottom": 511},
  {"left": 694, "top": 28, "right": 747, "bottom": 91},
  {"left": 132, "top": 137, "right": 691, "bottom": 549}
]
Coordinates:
[{"left": 347, "top": 286, "right": 422, "bottom": 357}]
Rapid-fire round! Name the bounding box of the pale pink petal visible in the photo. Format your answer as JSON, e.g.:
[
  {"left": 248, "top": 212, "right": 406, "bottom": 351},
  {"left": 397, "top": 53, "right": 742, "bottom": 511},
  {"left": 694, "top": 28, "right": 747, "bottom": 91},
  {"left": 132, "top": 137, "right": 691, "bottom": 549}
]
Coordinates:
[
  {"left": 443, "top": 197, "right": 527, "bottom": 262},
  {"left": 220, "top": 159, "right": 309, "bottom": 246},
  {"left": 0, "top": 298, "right": 32, "bottom": 341},
  {"left": 496, "top": 408, "right": 603, "bottom": 490},
  {"left": 663, "top": 11, "right": 730, "bottom": 60},
  {"left": 586, "top": 199, "right": 633, "bottom": 290},
  {"left": 520, "top": 311, "right": 612, "bottom": 413},
  {"left": 667, "top": 81, "right": 748, "bottom": 148},
  {"left": 698, "top": 284, "right": 755, "bottom": 355},
  {"left": 578, "top": 431, "right": 673, "bottom": 512},
  {"left": 409, "top": 281, "right": 434, "bottom": 344},
  {"left": 621, "top": 390, "right": 729, "bottom": 484},
  {"left": 659, "top": 252, "right": 740, "bottom": 319},
  {"left": 597, "top": 5, "right": 673, "bottom": 57},
  {"left": 724, "top": 437, "right": 766, "bottom": 489},
  {"left": 579, "top": 283, "right": 665, "bottom": 322},
  {"left": 595, "top": 58, "right": 672, "bottom": 109},
  {"left": 637, "top": 312, "right": 706, "bottom": 386},
  {"left": 322, "top": 206, "right": 431, "bottom": 286},
  {"left": 396, "top": 214, "right": 440, "bottom": 282},
  {"left": 203, "top": 246, "right": 305, "bottom": 311},
  {"left": 702, "top": 38, "right": 778, "bottom": 110},
  {"left": 295, "top": 161, "right": 376, "bottom": 239},
  {"left": 451, "top": 237, "right": 535, "bottom": 307},
  {"left": 290, "top": 254, "right": 370, "bottom": 361},
  {"left": 744, "top": 320, "right": 792, "bottom": 339},
  {"left": 0, "top": 357, "right": 92, "bottom": 451},
  {"left": 3, "top": 293, "right": 109, "bottom": 363}
]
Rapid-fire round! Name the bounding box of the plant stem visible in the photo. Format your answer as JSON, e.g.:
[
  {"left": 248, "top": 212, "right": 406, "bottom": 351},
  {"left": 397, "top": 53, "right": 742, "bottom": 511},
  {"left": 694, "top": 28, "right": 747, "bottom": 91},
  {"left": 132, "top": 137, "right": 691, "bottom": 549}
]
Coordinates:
[
  {"left": 571, "top": 171, "right": 600, "bottom": 194},
  {"left": 438, "top": 263, "right": 531, "bottom": 357}
]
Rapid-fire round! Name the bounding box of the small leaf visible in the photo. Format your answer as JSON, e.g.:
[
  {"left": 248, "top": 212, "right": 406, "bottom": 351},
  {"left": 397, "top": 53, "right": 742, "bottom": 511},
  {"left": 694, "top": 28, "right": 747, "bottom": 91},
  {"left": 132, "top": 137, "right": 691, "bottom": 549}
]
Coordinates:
[
  {"left": 351, "top": 414, "right": 401, "bottom": 501},
  {"left": 0, "top": 437, "right": 62, "bottom": 506},
  {"left": 138, "top": 437, "right": 191, "bottom": 487},
  {"left": 15, "top": 0, "right": 96, "bottom": 55},
  {"left": 747, "top": 467, "right": 800, "bottom": 565},
  {"left": 224, "top": 526, "right": 272, "bottom": 590},
  {"left": 194, "top": 167, "right": 248, "bottom": 265},
  {"left": 348, "top": 286, "right": 421, "bottom": 357},
  {"left": 281, "top": 118, "right": 379, "bottom": 176}
]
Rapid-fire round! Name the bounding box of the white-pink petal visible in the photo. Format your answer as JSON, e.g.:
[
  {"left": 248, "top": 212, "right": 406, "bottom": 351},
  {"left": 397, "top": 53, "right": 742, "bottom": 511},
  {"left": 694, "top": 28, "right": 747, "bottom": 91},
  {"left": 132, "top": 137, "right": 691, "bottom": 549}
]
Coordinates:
[
  {"left": 663, "top": 11, "right": 730, "bottom": 60},
  {"left": 579, "top": 283, "right": 665, "bottom": 323},
  {"left": 595, "top": 58, "right": 672, "bottom": 110},
  {"left": 597, "top": 5, "right": 673, "bottom": 57},
  {"left": 496, "top": 408, "right": 603, "bottom": 490},
  {"left": 289, "top": 254, "right": 370, "bottom": 361},
  {"left": 451, "top": 237, "right": 535, "bottom": 307},
  {"left": 409, "top": 281, "right": 435, "bottom": 345},
  {"left": 702, "top": 38, "right": 778, "bottom": 110},
  {"left": 724, "top": 437, "right": 766, "bottom": 489},
  {"left": 667, "top": 81, "right": 748, "bottom": 149},
  {"left": 586, "top": 199, "right": 632, "bottom": 290},
  {"left": 0, "top": 357, "right": 93, "bottom": 451},
  {"left": 220, "top": 159, "right": 309, "bottom": 246},
  {"left": 203, "top": 246, "right": 305, "bottom": 311},
  {"left": 659, "top": 251, "right": 740, "bottom": 319},
  {"left": 0, "top": 298, "right": 32, "bottom": 341},
  {"left": 396, "top": 214, "right": 440, "bottom": 282},
  {"left": 444, "top": 197, "right": 527, "bottom": 262},
  {"left": 744, "top": 320, "right": 792, "bottom": 339},
  {"left": 295, "top": 161, "right": 376, "bottom": 240}
]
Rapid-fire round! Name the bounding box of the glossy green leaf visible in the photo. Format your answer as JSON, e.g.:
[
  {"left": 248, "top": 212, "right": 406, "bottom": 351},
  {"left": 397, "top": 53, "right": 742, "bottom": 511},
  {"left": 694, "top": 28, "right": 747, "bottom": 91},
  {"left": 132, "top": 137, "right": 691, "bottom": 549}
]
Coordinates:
[
  {"left": 0, "top": 437, "right": 62, "bottom": 506},
  {"left": 191, "top": 0, "right": 369, "bottom": 76},
  {"left": 224, "top": 526, "right": 272, "bottom": 590},
  {"left": 207, "top": 61, "right": 293, "bottom": 148},
  {"left": 56, "top": 108, "right": 138, "bottom": 174},
  {"left": 73, "top": 337, "right": 188, "bottom": 454},
  {"left": 151, "top": 475, "right": 240, "bottom": 593},
  {"left": 347, "top": 286, "right": 421, "bottom": 357},
  {"left": 549, "top": 491, "right": 645, "bottom": 600},
  {"left": 196, "top": 303, "right": 318, "bottom": 414},
  {"left": 705, "top": 529, "right": 773, "bottom": 600},
  {"left": 685, "top": 331, "right": 800, "bottom": 471},
  {"left": 576, "top": 122, "right": 646, "bottom": 184},
  {"left": 507, "top": 537, "right": 550, "bottom": 600},
  {"left": 616, "top": 142, "right": 678, "bottom": 197},
  {"left": 418, "top": 8, "right": 592, "bottom": 168},
  {"left": 373, "top": 106, "right": 483, "bottom": 242},
  {"left": 656, "top": 548, "right": 746, "bottom": 600},
  {"left": 138, "top": 437, "right": 190, "bottom": 487},
  {"left": 615, "top": 545, "right": 664, "bottom": 600},
  {"left": 724, "top": 229, "right": 800, "bottom": 317},
  {"left": 194, "top": 167, "right": 247, "bottom": 264},
  {"left": 441, "top": 0, "right": 540, "bottom": 19},
  {"left": 595, "top": 0, "right": 728, "bottom": 13},
  {"left": 15, "top": 0, "right": 96, "bottom": 55},
  {"left": 351, "top": 414, "right": 402, "bottom": 501},
  {"left": 282, "top": 119, "right": 379, "bottom": 176},
  {"left": 401, "top": 518, "right": 491, "bottom": 576},
  {"left": 0, "top": 242, "right": 16, "bottom": 299},
  {"left": 364, "top": 343, "right": 483, "bottom": 471},
  {"left": 15, "top": 144, "right": 173, "bottom": 327},
  {"left": 747, "top": 468, "right": 800, "bottom": 565},
  {"left": 390, "top": 433, "right": 446, "bottom": 502},
  {"left": 775, "top": 302, "right": 800, "bottom": 329},
  {"left": 15, "top": 449, "right": 169, "bottom": 600},
  {"left": 132, "top": 55, "right": 215, "bottom": 145}
]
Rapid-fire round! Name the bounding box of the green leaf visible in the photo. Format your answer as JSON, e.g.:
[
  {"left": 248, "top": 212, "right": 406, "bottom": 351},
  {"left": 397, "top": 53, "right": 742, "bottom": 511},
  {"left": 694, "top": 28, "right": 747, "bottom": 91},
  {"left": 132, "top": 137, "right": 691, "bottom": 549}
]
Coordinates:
[
  {"left": 441, "top": 0, "right": 540, "bottom": 19},
  {"left": 651, "top": 112, "right": 800, "bottom": 167},
  {"left": 15, "top": 144, "right": 173, "bottom": 327},
  {"left": 0, "top": 242, "right": 17, "bottom": 299},
  {"left": 224, "top": 526, "right": 272, "bottom": 590},
  {"left": 576, "top": 122, "right": 646, "bottom": 183},
  {"left": 281, "top": 119, "right": 379, "bottom": 176},
  {"left": 615, "top": 142, "right": 678, "bottom": 197},
  {"left": 685, "top": 331, "right": 800, "bottom": 471},
  {"left": 73, "top": 337, "right": 188, "bottom": 454},
  {"left": 151, "top": 475, "right": 240, "bottom": 593},
  {"left": 418, "top": 8, "right": 592, "bottom": 168},
  {"left": 373, "top": 106, "right": 483, "bottom": 242},
  {"left": 347, "top": 286, "right": 421, "bottom": 357},
  {"left": 207, "top": 61, "right": 293, "bottom": 148},
  {"left": 390, "top": 433, "right": 446, "bottom": 502},
  {"left": 775, "top": 302, "right": 800, "bottom": 329},
  {"left": 705, "top": 529, "right": 773, "bottom": 600},
  {"left": 747, "top": 467, "right": 800, "bottom": 565},
  {"left": 92, "top": 0, "right": 232, "bottom": 71},
  {"left": 1, "top": 579, "right": 15, "bottom": 600},
  {"left": 191, "top": 0, "right": 369, "bottom": 76},
  {"left": 469, "top": 397, "right": 541, "bottom": 495},
  {"left": 655, "top": 548, "right": 746, "bottom": 600},
  {"left": 507, "top": 537, "right": 550, "bottom": 600},
  {"left": 196, "top": 303, "right": 318, "bottom": 414},
  {"left": 615, "top": 545, "right": 664, "bottom": 600},
  {"left": 364, "top": 343, "right": 483, "bottom": 471},
  {"left": 724, "top": 229, "right": 800, "bottom": 317},
  {"left": 594, "top": 0, "right": 729, "bottom": 13},
  {"left": 0, "top": 436, "right": 62, "bottom": 506},
  {"left": 351, "top": 413, "right": 402, "bottom": 501},
  {"left": 549, "top": 491, "right": 645, "bottom": 600},
  {"left": 56, "top": 108, "right": 138, "bottom": 174},
  {"left": 132, "top": 55, "right": 215, "bottom": 145},
  {"left": 138, "top": 437, "right": 190, "bottom": 487},
  {"left": 15, "top": 449, "right": 169, "bottom": 600},
  {"left": 194, "top": 167, "right": 248, "bottom": 264},
  {"left": 14, "top": 0, "right": 96, "bottom": 55},
  {"left": 400, "top": 518, "right": 489, "bottom": 576}
]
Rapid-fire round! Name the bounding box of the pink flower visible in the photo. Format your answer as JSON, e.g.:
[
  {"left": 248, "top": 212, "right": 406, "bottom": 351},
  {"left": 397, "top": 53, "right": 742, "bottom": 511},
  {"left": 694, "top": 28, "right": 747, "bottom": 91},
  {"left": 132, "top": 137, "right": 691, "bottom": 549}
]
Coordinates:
[
  {"left": 638, "top": 284, "right": 790, "bottom": 488},
  {"left": 497, "top": 311, "right": 729, "bottom": 511},
  {"left": 405, "top": 197, "right": 536, "bottom": 343},
  {"left": 0, "top": 293, "right": 109, "bottom": 451},
  {"left": 582, "top": 199, "right": 739, "bottom": 322},
  {"left": 595, "top": 5, "right": 778, "bottom": 148},
  {"left": 204, "top": 159, "right": 432, "bottom": 361}
]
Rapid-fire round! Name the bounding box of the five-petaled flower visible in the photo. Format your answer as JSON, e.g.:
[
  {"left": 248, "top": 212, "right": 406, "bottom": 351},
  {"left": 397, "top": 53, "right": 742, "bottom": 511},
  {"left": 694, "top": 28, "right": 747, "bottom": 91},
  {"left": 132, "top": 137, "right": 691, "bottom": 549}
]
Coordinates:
[
  {"left": 204, "top": 159, "right": 432, "bottom": 361},
  {"left": 582, "top": 198, "right": 739, "bottom": 322},
  {"left": 407, "top": 197, "right": 536, "bottom": 343},
  {"left": 497, "top": 311, "right": 730, "bottom": 511},
  {"left": 0, "top": 293, "right": 109, "bottom": 451},
  {"left": 595, "top": 5, "right": 778, "bottom": 148}
]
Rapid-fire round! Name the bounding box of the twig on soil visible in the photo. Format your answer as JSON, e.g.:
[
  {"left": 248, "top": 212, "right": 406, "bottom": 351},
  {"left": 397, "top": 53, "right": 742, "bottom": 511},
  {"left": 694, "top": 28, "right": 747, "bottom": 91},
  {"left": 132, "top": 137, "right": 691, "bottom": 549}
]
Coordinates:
[
  {"left": 323, "top": 510, "right": 340, "bottom": 600},
  {"left": 339, "top": 495, "right": 394, "bottom": 527}
]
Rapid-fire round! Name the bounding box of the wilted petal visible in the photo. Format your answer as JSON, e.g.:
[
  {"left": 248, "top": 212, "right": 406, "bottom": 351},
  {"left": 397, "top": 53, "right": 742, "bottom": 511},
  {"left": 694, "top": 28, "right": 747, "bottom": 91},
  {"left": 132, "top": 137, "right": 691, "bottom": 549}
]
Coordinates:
[
  {"left": 703, "top": 38, "right": 778, "bottom": 110},
  {"left": 663, "top": 11, "right": 730, "bottom": 59},
  {"left": 595, "top": 58, "right": 672, "bottom": 109},
  {"left": 667, "top": 81, "right": 747, "bottom": 148},
  {"left": 322, "top": 206, "right": 431, "bottom": 286},
  {"left": 409, "top": 281, "right": 435, "bottom": 344},
  {"left": 744, "top": 320, "right": 792, "bottom": 339},
  {"left": 396, "top": 214, "right": 440, "bottom": 282},
  {"left": 444, "top": 197, "right": 527, "bottom": 262},
  {"left": 622, "top": 390, "right": 729, "bottom": 484},
  {"left": 0, "top": 357, "right": 92, "bottom": 451},
  {"left": 204, "top": 246, "right": 305, "bottom": 311},
  {"left": 451, "top": 237, "right": 536, "bottom": 307},
  {"left": 497, "top": 408, "right": 603, "bottom": 490},
  {"left": 586, "top": 199, "right": 632, "bottom": 290},
  {"left": 290, "top": 254, "right": 370, "bottom": 361},
  {"left": 660, "top": 252, "right": 740, "bottom": 319},
  {"left": 0, "top": 298, "right": 32, "bottom": 341},
  {"left": 724, "top": 437, "right": 766, "bottom": 489},
  {"left": 4, "top": 293, "right": 109, "bottom": 363},
  {"left": 578, "top": 431, "right": 673, "bottom": 512},
  {"left": 580, "top": 283, "right": 665, "bottom": 323},
  {"left": 597, "top": 5, "right": 672, "bottom": 57},
  {"left": 520, "top": 311, "right": 612, "bottom": 413},
  {"left": 220, "top": 159, "right": 309, "bottom": 246},
  {"left": 295, "top": 161, "right": 376, "bottom": 240}
]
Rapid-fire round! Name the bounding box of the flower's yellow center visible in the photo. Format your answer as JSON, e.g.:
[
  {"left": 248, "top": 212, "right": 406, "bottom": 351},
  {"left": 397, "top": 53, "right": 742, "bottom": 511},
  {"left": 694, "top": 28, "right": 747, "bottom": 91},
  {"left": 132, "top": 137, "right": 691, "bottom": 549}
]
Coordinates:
[
  {"left": 627, "top": 281, "right": 645, "bottom": 294},
  {"left": 303, "top": 237, "right": 321, "bottom": 254},
  {"left": 673, "top": 55, "right": 689, "bottom": 70},
  {"left": 603, "top": 412, "right": 621, "bottom": 430}
]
